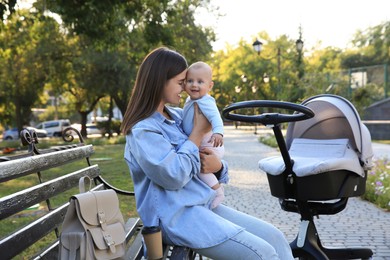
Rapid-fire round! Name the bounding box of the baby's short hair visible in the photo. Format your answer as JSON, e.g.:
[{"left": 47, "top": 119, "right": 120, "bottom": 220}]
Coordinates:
[{"left": 188, "top": 61, "right": 212, "bottom": 77}]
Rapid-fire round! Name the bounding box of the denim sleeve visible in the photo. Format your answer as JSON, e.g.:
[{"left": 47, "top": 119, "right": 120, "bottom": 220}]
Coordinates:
[{"left": 129, "top": 126, "right": 201, "bottom": 190}]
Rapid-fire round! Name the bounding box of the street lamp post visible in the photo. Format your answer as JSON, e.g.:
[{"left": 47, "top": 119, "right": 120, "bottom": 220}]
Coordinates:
[
  {"left": 252, "top": 34, "right": 303, "bottom": 100},
  {"left": 251, "top": 80, "right": 259, "bottom": 134},
  {"left": 234, "top": 74, "right": 249, "bottom": 99},
  {"left": 236, "top": 74, "right": 260, "bottom": 134},
  {"left": 233, "top": 76, "right": 248, "bottom": 129},
  {"left": 241, "top": 74, "right": 248, "bottom": 100},
  {"left": 296, "top": 29, "right": 304, "bottom": 80}
]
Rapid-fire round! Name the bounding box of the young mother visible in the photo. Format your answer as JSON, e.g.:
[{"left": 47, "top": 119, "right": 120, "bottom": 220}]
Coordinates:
[{"left": 121, "top": 47, "right": 293, "bottom": 259}]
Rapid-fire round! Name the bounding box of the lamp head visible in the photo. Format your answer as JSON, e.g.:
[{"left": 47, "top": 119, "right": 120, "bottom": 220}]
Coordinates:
[
  {"left": 296, "top": 38, "right": 304, "bottom": 52},
  {"left": 252, "top": 38, "right": 263, "bottom": 55},
  {"left": 241, "top": 74, "right": 248, "bottom": 83},
  {"left": 263, "top": 73, "right": 269, "bottom": 83}
]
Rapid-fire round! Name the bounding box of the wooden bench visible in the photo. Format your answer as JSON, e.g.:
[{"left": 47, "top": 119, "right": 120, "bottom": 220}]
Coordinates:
[{"left": 0, "top": 128, "right": 199, "bottom": 260}]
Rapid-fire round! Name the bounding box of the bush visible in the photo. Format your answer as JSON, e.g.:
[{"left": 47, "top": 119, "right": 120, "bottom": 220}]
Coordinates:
[
  {"left": 97, "top": 119, "right": 122, "bottom": 136},
  {"left": 258, "top": 134, "right": 278, "bottom": 148},
  {"left": 362, "top": 158, "right": 390, "bottom": 211}
]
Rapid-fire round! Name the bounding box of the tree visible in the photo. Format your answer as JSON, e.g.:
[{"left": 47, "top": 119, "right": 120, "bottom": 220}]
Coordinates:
[
  {"left": 342, "top": 21, "right": 390, "bottom": 68},
  {"left": 0, "top": 9, "right": 65, "bottom": 130},
  {"left": 99, "top": 0, "right": 216, "bottom": 116},
  {"left": 42, "top": 0, "right": 216, "bottom": 126},
  {"left": 0, "top": 0, "right": 17, "bottom": 21},
  {"left": 81, "top": 48, "right": 132, "bottom": 137},
  {"left": 210, "top": 32, "right": 307, "bottom": 109},
  {"left": 352, "top": 83, "right": 384, "bottom": 115},
  {"left": 301, "top": 47, "right": 344, "bottom": 99}
]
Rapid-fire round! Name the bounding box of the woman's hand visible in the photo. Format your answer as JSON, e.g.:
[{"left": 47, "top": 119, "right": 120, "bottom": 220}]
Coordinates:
[
  {"left": 189, "top": 103, "right": 211, "bottom": 147},
  {"left": 199, "top": 147, "right": 223, "bottom": 173}
]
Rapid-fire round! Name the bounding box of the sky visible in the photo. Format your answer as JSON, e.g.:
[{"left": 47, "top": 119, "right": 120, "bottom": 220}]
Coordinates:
[
  {"left": 196, "top": 0, "right": 390, "bottom": 51},
  {"left": 17, "top": 0, "right": 389, "bottom": 51}
]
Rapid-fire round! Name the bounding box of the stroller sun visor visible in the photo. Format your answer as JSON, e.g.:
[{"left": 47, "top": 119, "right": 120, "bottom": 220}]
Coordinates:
[
  {"left": 259, "top": 95, "right": 373, "bottom": 178},
  {"left": 303, "top": 95, "right": 372, "bottom": 166},
  {"left": 259, "top": 138, "right": 365, "bottom": 177}
]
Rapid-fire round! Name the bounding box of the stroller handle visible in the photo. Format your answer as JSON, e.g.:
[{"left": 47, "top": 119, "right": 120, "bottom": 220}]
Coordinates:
[{"left": 222, "top": 100, "right": 314, "bottom": 126}]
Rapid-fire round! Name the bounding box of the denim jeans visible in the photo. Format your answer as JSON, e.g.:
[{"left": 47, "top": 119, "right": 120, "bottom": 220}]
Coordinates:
[{"left": 194, "top": 205, "right": 294, "bottom": 260}]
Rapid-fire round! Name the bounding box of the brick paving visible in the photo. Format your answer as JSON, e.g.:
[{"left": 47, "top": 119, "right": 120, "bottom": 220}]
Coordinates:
[{"left": 222, "top": 125, "right": 390, "bottom": 260}]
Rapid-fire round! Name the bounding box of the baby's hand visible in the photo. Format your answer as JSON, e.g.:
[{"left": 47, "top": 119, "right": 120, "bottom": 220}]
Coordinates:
[{"left": 209, "top": 133, "right": 223, "bottom": 147}]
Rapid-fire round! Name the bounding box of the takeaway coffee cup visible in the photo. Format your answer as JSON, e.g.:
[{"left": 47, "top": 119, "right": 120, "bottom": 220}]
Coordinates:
[{"left": 142, "top": 226, "right": 163, "bottom": 260}]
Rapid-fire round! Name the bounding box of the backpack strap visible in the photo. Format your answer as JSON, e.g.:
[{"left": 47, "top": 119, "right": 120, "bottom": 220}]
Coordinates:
[{"left": 78, "top": 176, "right": 92, "bottom": 193}]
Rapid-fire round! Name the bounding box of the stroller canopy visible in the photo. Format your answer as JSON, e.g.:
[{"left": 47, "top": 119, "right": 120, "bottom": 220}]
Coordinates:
[{"left": 259, "top": 94, "right": 373, "bottom": 177}]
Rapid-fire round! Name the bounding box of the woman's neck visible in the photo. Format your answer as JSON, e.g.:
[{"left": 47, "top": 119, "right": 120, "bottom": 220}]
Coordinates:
[
  {"left": 157, "top": 102, "right": 165, "bottom": 114},
  {"left": 158, "top": 104, "right": 171, "bottom": 120}
]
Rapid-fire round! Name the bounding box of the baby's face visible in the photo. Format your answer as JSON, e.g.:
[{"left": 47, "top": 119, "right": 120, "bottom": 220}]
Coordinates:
[{"left": 185, "top": 67, "right": 212, "bottom": 100}]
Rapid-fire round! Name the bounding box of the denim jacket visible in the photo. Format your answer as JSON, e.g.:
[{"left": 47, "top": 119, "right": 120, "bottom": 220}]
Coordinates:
[{"left": 124, "top": 106, "right": 242, "bottom": 248}]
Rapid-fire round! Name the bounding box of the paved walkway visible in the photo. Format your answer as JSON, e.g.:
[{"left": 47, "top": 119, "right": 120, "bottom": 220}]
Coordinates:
[{"left": 222, "top": 125, "right": 390, "bottom": 259}]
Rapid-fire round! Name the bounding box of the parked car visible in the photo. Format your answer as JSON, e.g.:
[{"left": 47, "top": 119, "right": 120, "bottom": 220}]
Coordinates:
[
  {"left": 35, "top": 119, "right": 71, "bottom": 137},
  {"left": 2, "top": 127, "right": 48, "bottom": 141},
  {"left": 86, "top": 124, "right": 102, "bottom": 136},
  {"left": 70, "top": 123, "right": 103, "bottom": 136}
]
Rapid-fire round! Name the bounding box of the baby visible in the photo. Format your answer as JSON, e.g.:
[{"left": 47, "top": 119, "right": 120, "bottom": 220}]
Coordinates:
[{"left": 182, "top": 61, "right": 225, "bottom": 208}]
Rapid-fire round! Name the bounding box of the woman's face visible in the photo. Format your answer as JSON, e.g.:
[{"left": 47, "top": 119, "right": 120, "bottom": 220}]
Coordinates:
[{"left": 161, "top": 69, "right": 187, "bottom": 106}]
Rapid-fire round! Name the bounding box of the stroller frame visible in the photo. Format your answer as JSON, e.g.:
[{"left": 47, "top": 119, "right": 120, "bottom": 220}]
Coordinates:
[
  {"left": 223, "top": 95, "right": 373, "bottom": 260},
  {"left": 271, "top": 124, "right": 372, "bottom": 259}
]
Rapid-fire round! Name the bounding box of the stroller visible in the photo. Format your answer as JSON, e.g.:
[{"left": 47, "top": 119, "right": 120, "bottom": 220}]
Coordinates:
[{"left": 223, "top": 94, "right": 373, "bottom": 259}]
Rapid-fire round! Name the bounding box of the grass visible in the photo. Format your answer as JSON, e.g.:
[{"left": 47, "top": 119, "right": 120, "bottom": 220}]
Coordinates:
[
  {"left": 259, "top": 133, "right": 279, "bottom": 148},
  {"left": 259, "top": 134, "right": 390, "bottom": 211}
]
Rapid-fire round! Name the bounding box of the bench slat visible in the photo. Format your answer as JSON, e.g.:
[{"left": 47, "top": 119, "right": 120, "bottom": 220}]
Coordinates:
[
  {"left": 125, "top": 231, "right": 144, "bottom": 260},
  {"left": 0, "top": 145, "right": 94, "bottom": 183},
  {"left": 125, "top": 217, "right": 142, "bottom": 243},
  {"left": 32, "top": 242, "right": 59, "bottom": 260},
  {"left": 0, "top": 203, "right": 68, "bottom": 259},
  {"left": 0, "top": 165, "right": 100, "bottom": 220},
  {"left": 0, "top": 144, "right": 83, "bottom": 163}
]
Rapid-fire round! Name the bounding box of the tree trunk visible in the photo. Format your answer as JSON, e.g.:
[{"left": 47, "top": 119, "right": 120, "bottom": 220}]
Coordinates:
[
  {"left": 107, "top": 96, "right": 114, "bottom": 139},
  {"left": 79, "top": 111, "right": 88, "bottom": 138}
]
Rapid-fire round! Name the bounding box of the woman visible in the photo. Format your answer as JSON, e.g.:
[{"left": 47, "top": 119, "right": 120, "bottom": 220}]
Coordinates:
[{"left": 121, "top": 47, "right": 293, "bottom": 259}]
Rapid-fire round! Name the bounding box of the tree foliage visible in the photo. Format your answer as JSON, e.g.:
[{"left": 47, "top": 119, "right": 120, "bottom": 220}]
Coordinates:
[
  {"left": 1, "top": 0, "right": 216, "bottom": 136},
  {"left": 210, "top": 33, "right": 305, "bottom": 105},
  {"left": 44, "top": 0, "right": 215, "bottom": 117},
  {"left": 342, "top": 21, "right": 390, "bottom": 68},
  {"left": 0, "top": 0, "right": 17, "bottom": 21},
  {"left": 1, "top": 1, "right": 388, "bottom": 132},
  {"left": 0, "top": 9, "right": 65, "bottom": 130}
]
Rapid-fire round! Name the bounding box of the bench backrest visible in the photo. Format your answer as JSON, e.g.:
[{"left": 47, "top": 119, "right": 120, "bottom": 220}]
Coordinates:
[{"left": 0, "top": 144, "right": 103, "bottom": 259}]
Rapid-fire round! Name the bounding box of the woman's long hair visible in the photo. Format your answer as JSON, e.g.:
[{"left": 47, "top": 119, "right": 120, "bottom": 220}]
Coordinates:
[{"left": 121, "top": 47, "right": 188, "bottom": 135}]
